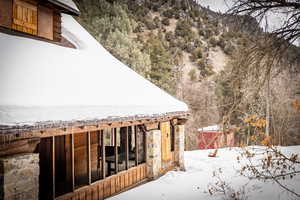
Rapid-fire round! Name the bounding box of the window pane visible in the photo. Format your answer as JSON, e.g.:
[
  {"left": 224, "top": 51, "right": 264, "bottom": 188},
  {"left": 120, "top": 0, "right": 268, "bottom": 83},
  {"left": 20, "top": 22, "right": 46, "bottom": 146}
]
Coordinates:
[
  {"left": 91, "top": 131, "right": 103, "bottom": 182},
  {"left": 55, "top": 135, "right": 72, "bottom": 197},
  {"left": 74, "top": 132, "right": 88, "bottom": 188},
  {"left": 137, "top": 126, "right": 146, "bottom": 164},
  {"left": 104, "top": 128, "right": 116, "bottom": 177},
  {"left": 129, "top": 126, "right": 136, "bottom": 168},
  {"left": 118, "top": 127, "right": 127, "bottom": 172},
  {"left": 171, "top": 123, "right": 175, "bottom": 152},
  {"left": 39, "top": 137, "right": 53, "bottom": 200}
]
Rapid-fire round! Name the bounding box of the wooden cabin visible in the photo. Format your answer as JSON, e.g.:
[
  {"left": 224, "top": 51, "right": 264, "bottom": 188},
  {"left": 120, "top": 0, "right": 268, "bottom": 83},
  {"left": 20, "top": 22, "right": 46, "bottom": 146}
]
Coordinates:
[{"left": 0, "top": 1, "right": 189, "bottom": 200}]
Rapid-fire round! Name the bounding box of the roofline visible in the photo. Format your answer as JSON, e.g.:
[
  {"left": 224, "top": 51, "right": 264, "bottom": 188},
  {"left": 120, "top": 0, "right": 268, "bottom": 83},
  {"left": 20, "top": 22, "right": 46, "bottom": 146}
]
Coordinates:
[
  {"left": 47, "top": 0, "right": 80, "bottom": 16},
  {"left": 0, "top": 111, "right": 190, "bottom": 137}
]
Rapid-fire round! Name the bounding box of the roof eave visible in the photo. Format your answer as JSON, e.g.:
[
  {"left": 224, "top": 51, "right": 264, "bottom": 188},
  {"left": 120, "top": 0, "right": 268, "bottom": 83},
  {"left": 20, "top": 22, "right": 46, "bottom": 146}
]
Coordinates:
[{"left": 47, "top": 0, "right": 80, "bottom": 16}]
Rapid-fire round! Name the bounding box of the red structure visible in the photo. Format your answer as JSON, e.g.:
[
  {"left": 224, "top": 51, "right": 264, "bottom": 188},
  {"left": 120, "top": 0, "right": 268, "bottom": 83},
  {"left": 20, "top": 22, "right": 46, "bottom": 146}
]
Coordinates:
[{"left": 198, "top": 125, "right": 235, "bottom": 150}]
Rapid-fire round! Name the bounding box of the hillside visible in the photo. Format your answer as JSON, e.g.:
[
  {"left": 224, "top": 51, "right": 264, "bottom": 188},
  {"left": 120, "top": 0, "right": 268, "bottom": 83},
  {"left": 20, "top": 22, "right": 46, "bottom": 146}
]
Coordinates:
[{"left": 73, "top": 0, "right": 300, "bottom": 149}]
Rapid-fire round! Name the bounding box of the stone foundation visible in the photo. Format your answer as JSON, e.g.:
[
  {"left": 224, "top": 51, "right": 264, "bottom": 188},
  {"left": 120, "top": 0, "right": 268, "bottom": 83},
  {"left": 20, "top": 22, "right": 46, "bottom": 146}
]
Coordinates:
[
  {"left": 175, "top": 125, "right": 185, "bottom": 170},
  {"left": 0, "top": 153, "right": 39, "bottom": 200},
  {"left": 146, "top": 129, "right": 161, "bottom": 179}
]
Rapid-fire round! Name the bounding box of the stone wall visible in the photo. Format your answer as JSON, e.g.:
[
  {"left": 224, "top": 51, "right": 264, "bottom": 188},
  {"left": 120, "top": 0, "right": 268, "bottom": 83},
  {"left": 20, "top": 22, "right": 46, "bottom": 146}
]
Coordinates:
[
  {"left": 0, "top": 153, "right": 39, "bottom": 200},
  {"left": 174, "top": 125, "right": 185, "bottom": 170},
  {"left": 146, "top": 129, "right": 161, "bottom": 179}
]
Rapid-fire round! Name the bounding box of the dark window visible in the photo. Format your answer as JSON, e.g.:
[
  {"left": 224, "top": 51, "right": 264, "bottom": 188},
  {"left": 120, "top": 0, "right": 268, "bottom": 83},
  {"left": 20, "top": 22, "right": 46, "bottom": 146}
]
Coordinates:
[
  {"left": 39, "top": 137, "right": 54, "bottom": 200},
  {"left": 55, "top": 135, "right": 72, "bottom": 197},
  {"left": 104, "top": 128, "right": 117, "bottom": 177},
  {"left": 171, "top": 123, "right": 175, "bottom": 152},
  {"left": 129, "top": 126, "right": 136, "bottom": 168},
  {"left": 74, "top": 132, "right": 89, "bottom": 188},
  {"left": 90, "top": 131, "right": 103, "bottom": 182},
  {"left": 137, "top": 125, "right": 146, "bottom": 164}
]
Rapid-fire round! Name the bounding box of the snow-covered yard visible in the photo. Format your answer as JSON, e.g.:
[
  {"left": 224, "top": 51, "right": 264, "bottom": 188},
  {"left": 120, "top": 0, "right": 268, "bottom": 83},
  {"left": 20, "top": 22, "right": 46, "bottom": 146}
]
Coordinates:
[{"left": 109, "top": 147, "right": 300, "bottom": 200}]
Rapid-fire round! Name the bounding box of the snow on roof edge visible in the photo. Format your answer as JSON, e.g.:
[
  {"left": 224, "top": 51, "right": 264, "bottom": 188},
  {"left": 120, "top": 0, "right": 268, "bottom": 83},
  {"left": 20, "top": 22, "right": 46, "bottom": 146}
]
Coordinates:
[{"left": 0, "top": 15, "right": 188, "bottom": 126}]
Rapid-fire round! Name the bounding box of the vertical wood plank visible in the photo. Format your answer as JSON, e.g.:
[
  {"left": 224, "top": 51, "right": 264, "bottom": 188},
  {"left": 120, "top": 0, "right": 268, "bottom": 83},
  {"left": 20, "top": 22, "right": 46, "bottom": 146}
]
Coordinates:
[
  {"left": 104, "top": 179, "right": 111, "bottom": 198},
  {"left": 133, "top": 168, "right": 137, "bottom": 184},
  {"left": 135, "top": 126, "right": 139, "bottom": 166},
  {"left": 129, "top": 170, "right": 132, "bottom": 185},
  {"left": 125, "top": 172, "right": 129, "bottom": 188},
  {"left": 120, "top": 174, "right": 125, "bottom": 190},
  {"left": 71, "top": 133, "right": 75, "bottom": 191},
  {"left": 86, "top": 188, "right": 92, "bottom": 200},
  {"left": 101, "top": 130, "right": 106, "bottom": 179},
  {"left": 52, "top": 136, "right": 55, "bottom": 200},
  {"left": 125, "top": 127, "right": 129, "bottom": 170},
  {"left": 92, "top": 185, "right": 98, "bottom": 200},
  {"left": 79, "top": 191, "right": 85, "bottom": 200},
  {"left": 88, "top": 131, "right": 91, "bottom": 185},
  {"left": 110, "top": 177, "right": 116, "bottom": 195},
  {"left": 115, "top": 174, "right": 120, "bottom": 193},
  {"left": 98, "top": 182, "right": 103, "bottom": 200},
  {"left": 0, "top": 0, "right": 12, "bottom": 28},
  {"left": 114, "top": 128, "right": 118, "bottom": 174},
  {"left": 138, "top": 166, "right": 141, "bottom": 182}
]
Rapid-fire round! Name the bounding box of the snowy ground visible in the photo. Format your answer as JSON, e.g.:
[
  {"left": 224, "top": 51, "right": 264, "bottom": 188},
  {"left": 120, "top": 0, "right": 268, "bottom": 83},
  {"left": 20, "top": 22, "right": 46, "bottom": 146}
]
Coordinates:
[{"left": 109, "top": 146, "right": 300, "bottom": 200}]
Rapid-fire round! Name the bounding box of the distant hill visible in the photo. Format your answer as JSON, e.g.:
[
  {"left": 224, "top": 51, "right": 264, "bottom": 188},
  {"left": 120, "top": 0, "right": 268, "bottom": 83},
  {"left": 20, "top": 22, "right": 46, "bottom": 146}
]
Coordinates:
[{"left": 74, "top": 0, "right": 300, "bottom": 149}]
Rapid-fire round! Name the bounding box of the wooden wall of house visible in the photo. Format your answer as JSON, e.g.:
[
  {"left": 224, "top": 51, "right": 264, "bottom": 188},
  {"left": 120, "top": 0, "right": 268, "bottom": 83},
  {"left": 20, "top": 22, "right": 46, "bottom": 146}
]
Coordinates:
[
  {"left": 53, "top": 11, "right": 61, "bottom": 42},
  {"left": 38, "top": 5, "right": 53, "bottom": 40},
  {"left": 0, "top": 0, "right": 13, "bottom": 28},
  {"left": 56, "top": 164, "right": 147, "bottom": 200},
  {"left": 0, "top": 0, "right": 62, "bottom": 41}
]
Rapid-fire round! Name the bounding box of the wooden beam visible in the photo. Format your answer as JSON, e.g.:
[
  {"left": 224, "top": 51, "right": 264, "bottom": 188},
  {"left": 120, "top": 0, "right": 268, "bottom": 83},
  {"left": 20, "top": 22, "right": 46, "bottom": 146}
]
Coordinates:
[
  {"left": 144, "top": 122, "right": 159, "bottom": 131},
  {"left": 0, "top": 138, "right": 40, "bottom": 157},
  {"left": 87, "top": 131, "right": 91, "bottom": 185},
  {"left": 71, "top": 133, "right": 75, "bottom": 191},
  {"left": 101, "top": 130, "right": 106, "bottom": 179},
  {"left": 2, "top": 114, "right": 190, "bottom": 140},
  {"left": 114, "top": 128, "right": 118, "bottom": 174},
  {"left": 135, "top": 126, "right": 138, "bottom": 166},
  {"left": 52, "top": 136, "right": 55, "bottom": 199},
  {"left": 144, "top": 128, "right": 147, "bottom": 165},
  {"left": 125, "top": 127, "right": 129, "bottom": 170},
  {"left": 177, "top": 118, "right": 188, "bottom": 125}
]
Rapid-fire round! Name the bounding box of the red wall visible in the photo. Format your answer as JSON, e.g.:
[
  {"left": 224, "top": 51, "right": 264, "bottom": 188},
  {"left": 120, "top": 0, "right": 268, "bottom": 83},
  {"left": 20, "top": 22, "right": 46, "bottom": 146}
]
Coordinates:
[{"left": 198, "top": 131, "right": 234, "bottom": 149}]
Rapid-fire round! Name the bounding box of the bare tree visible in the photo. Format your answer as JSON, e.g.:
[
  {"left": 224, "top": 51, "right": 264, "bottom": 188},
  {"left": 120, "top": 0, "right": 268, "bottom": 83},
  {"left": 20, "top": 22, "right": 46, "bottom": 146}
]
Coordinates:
[{"left": 227, "top": 0, "right": 300, "bottom": 45}]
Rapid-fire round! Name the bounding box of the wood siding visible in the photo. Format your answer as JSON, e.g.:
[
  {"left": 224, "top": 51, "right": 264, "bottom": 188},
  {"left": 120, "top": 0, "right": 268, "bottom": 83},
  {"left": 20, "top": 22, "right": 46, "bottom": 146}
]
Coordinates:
[
  {"left": 12, "top": 0, "right": 38, "bottom": 35},
  {"left": 38, "top": 5, "right": 53, "bottom": 40},
  {"left": 0, "top": 0, "right": 12, "bottom": 28},
  {"left": 53, "top": 11, "right": 61, "bottom": 42},
  {"left": 161, "top": 121, "right": 171, "bottom": 162},
  {"left": 56, "top": 164, "right": 147, "bottom": 200}
]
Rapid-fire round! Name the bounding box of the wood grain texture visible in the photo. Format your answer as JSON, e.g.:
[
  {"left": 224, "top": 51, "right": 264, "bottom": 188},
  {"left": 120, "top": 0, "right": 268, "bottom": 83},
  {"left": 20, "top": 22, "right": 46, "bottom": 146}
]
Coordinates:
[
  {"left": 56, "top": 164, "right": 147, "bottom": 200},
  {"left": 38, "top": 5, "right": 53, "bottom": 40},
  {"left": 12, "top": 0, "right": 37, "bottom": 35},
  {"left": 0, "top": 0, "right": 12, "bottom": 28}
]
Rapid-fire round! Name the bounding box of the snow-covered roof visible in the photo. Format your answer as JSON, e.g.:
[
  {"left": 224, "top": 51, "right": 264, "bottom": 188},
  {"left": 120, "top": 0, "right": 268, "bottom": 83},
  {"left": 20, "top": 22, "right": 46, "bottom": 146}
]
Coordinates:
[
  {"left": 198, "top": 125, "right": 221, "bottom": 132},
  {"left": 48, "top": 0, "right": 79, "bottom": 15},
  {"left": 0, "top": 14, "right": 188, "bottom": 127}
]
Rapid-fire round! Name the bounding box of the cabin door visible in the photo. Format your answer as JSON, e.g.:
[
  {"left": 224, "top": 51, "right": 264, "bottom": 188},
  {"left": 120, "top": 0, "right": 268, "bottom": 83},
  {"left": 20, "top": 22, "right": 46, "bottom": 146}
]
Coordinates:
[{"left": 160, "top": 121, "right": 172, "bottom": 172}]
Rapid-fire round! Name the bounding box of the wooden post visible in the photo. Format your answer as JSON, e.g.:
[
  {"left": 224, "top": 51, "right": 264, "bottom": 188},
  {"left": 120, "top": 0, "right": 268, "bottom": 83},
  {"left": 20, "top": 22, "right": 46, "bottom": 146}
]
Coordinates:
[
  {"left": 125, "top": 127, "right": 129, "bottom": 170},
  {"left": 52, "top": 136, "right": 55, "bottom": 199},
  {"left": 144, "top": 127, "right": 147, "bottom": 164},
  {"left": 135, "top": 126, "right": 139, "bottom": 166},
  {"left": 71, "top": 133, "right": 75, "bottom": 191},
  {"left": 87, "top": 131, "right": 91, "bottom": 185},
  {"left": 101, "top": 130, "right": 106, "bottom": 179},
  {"left": 114, "top": 128, "right": 118, "bottom": 174}
]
